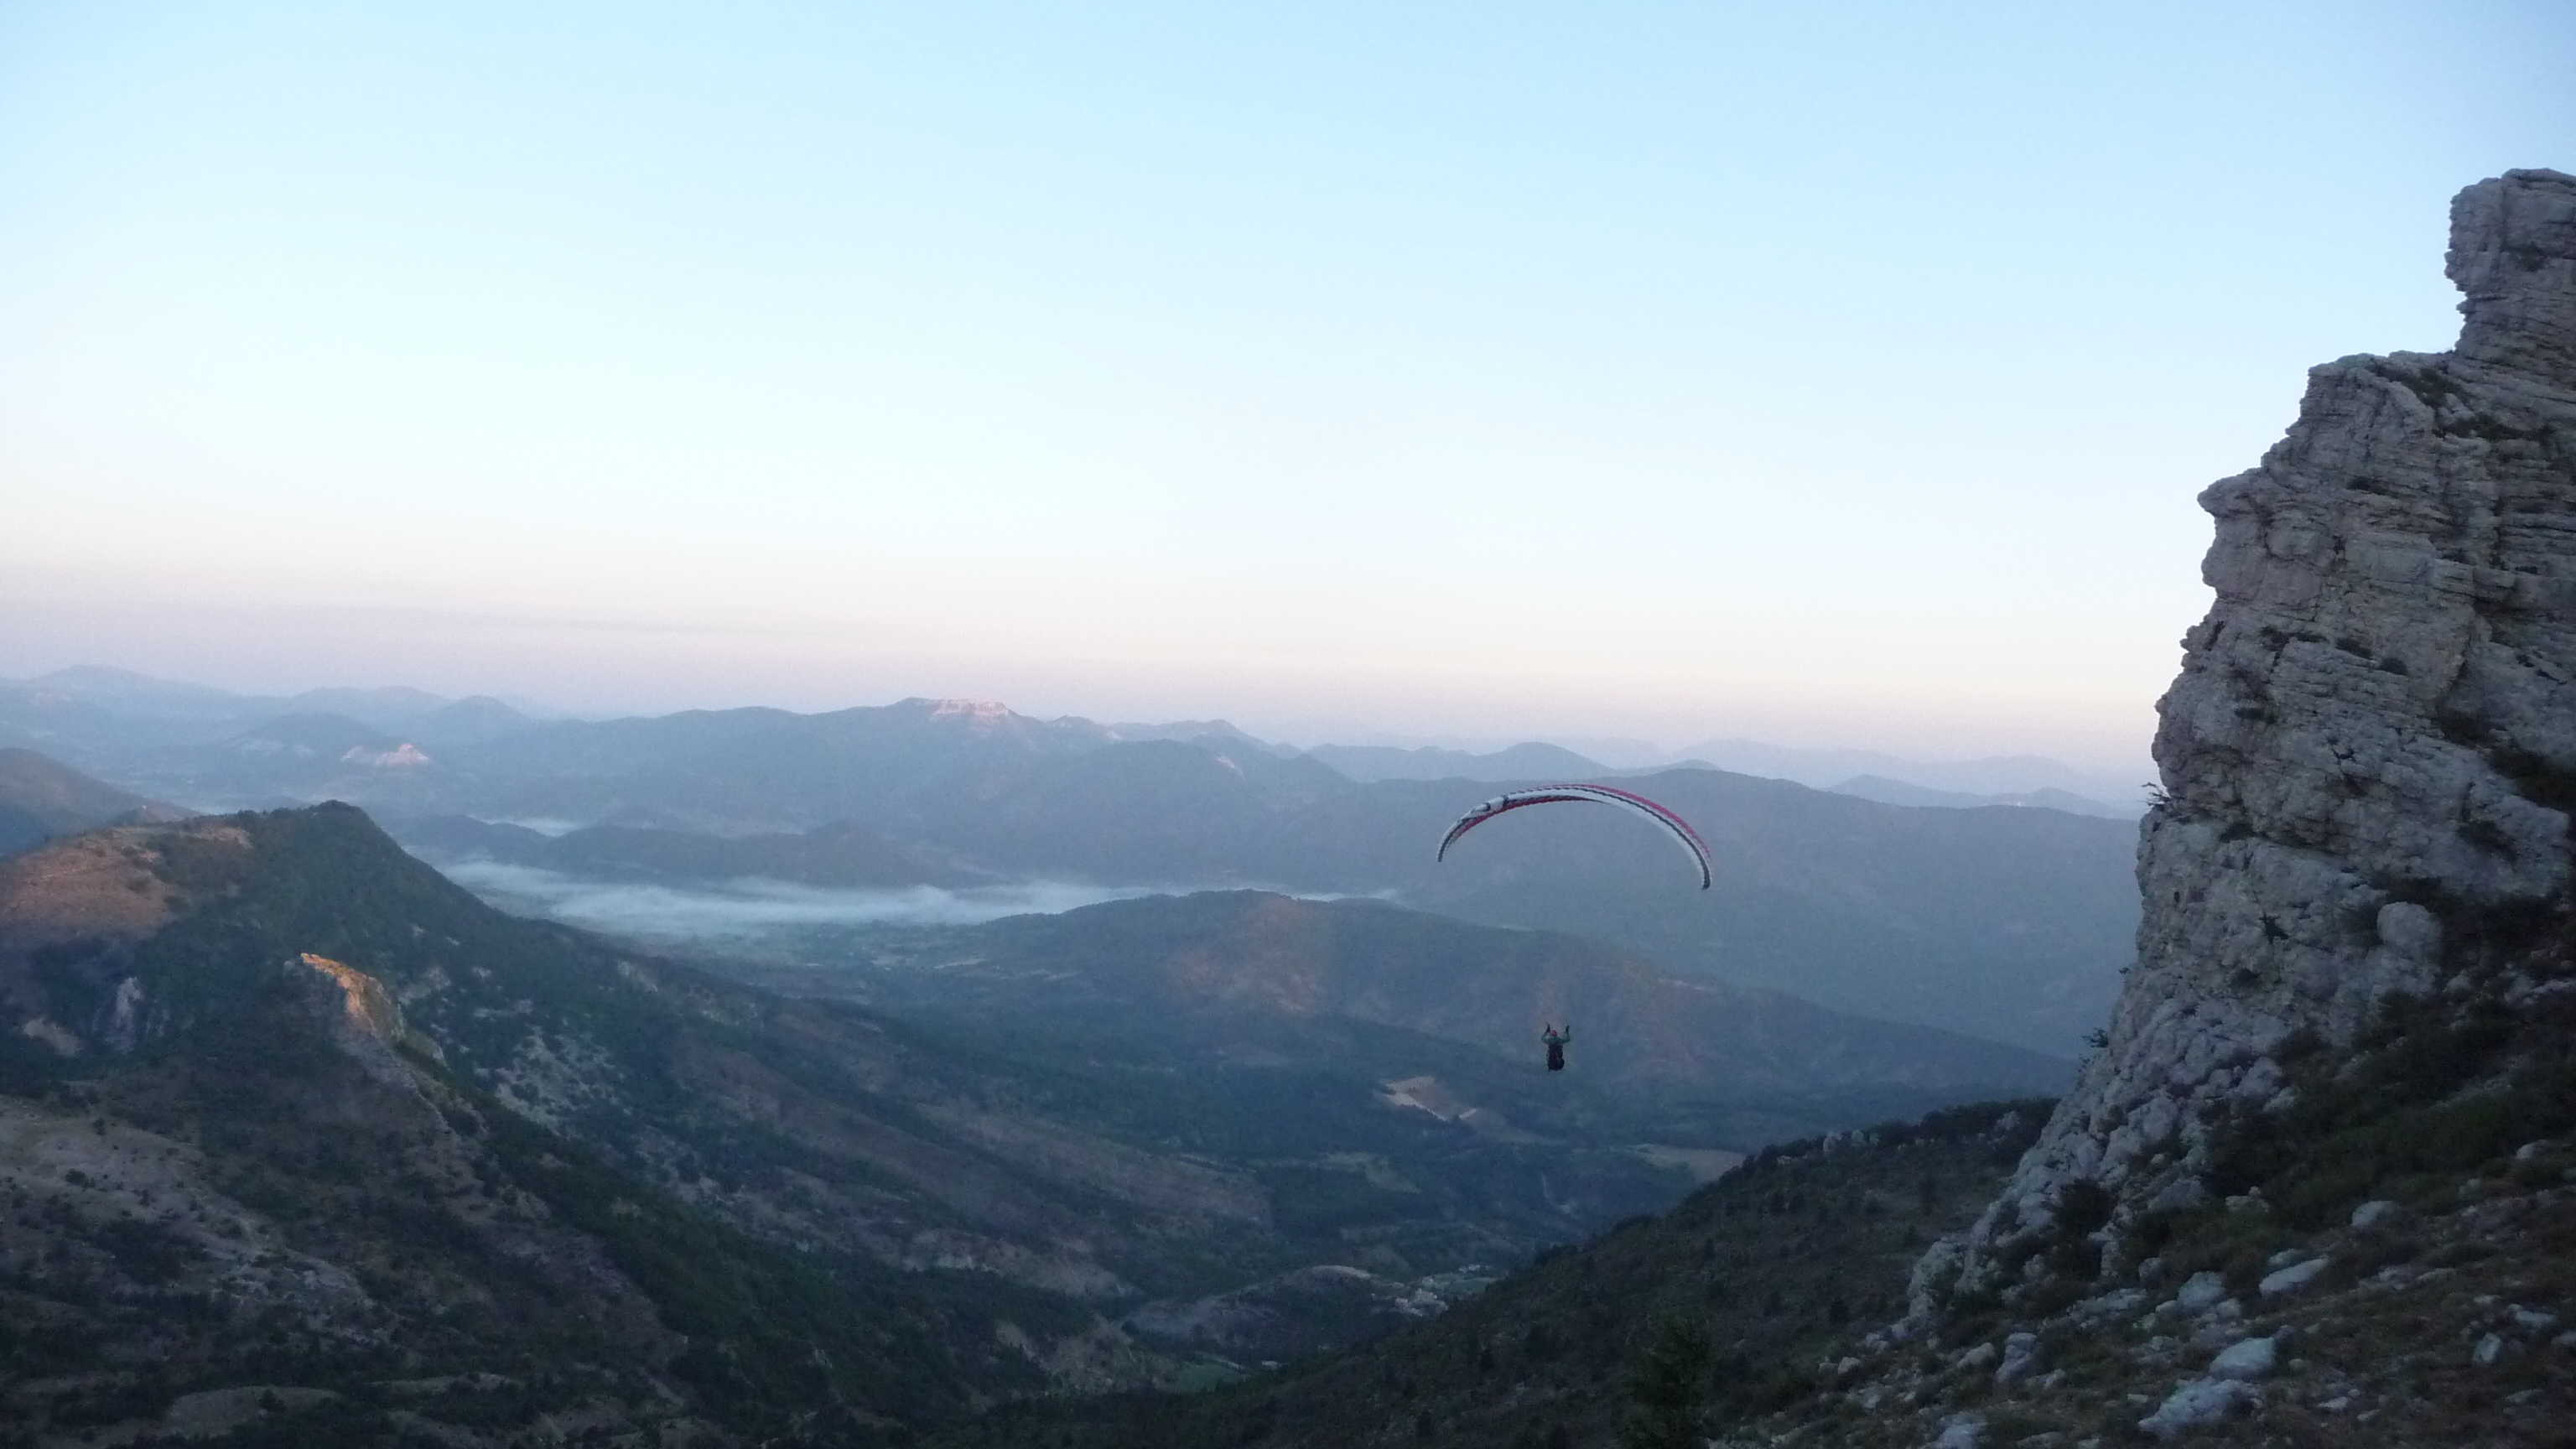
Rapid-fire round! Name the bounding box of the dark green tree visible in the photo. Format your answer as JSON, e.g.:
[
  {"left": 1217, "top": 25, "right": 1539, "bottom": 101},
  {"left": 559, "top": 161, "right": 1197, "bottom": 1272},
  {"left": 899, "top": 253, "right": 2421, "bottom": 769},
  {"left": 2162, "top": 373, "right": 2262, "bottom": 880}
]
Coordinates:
[{"left": 1620, "top": 1314, "right": 1711, "bottom": 1449}]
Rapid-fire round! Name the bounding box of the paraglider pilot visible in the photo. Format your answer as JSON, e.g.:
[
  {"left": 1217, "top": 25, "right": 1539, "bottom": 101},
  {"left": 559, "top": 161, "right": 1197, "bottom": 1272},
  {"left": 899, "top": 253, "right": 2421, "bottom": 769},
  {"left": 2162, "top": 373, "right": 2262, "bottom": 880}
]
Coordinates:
[{"left": 1541, "top": 1022, "right": 1571, "bottom": 1072}]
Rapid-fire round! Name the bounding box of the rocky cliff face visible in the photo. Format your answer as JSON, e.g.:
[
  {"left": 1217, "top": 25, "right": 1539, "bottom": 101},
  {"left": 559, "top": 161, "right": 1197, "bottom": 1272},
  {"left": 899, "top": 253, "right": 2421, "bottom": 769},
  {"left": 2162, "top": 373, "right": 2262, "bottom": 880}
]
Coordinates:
[{"left": 1944, "top": 169, "right": 2576, "bottom": 1287}]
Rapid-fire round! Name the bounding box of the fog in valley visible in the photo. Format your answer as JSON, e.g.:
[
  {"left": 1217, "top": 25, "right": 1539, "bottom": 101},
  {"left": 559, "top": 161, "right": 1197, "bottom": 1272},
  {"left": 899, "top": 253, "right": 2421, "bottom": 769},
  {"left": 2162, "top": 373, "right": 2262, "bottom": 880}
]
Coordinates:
[
  {"left": 439, "top": 859, "right": 1384, "bottom": 941},
  {"left": 441, "top": 860, "right": 1171, "bottom": 936}
]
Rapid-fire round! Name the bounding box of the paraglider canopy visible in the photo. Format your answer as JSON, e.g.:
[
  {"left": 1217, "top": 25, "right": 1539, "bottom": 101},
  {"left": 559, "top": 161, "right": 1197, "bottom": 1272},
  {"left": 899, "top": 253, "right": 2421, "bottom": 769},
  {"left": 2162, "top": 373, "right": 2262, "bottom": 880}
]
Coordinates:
[{"left": 1435, "top": 783, "right": 1712, "bottom": 890}]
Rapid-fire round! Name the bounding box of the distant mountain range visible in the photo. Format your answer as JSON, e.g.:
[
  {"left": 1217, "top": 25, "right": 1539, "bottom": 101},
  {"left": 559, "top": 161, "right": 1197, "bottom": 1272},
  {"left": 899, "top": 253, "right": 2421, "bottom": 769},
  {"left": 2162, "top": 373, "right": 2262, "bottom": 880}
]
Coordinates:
[
  {"left": 6, "top": 664, "right": 2139, "bottom": 807},
  {"left": 0, "top": 666, "right": 537, "bottom": 783},
  {"left": 1301, "top": 740, "right": 1607, "bottom": 783},
  {"left": 363, "top": 711, "right": 2137, "bottom": 1054},
  {"left": 1827, "top": 772, "right": 2135, "bottom": 819},
  {"left": 3, "top": 669, "right": 2143, "bottom": 1053},
  {"left": 1668, "top": 735, "right": 2145, "bottom": 808}
]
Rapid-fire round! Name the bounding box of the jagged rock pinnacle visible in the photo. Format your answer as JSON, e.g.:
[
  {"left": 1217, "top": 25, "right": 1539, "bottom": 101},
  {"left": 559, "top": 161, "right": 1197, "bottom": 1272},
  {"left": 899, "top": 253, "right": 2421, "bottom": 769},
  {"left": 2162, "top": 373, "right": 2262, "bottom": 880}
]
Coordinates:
[
  {"left": 1924, "top": 168, "right": 2576, "bottom": 1305},
  {"left": 2448, "top": 168, "right": 2576, "bottom": 381}
]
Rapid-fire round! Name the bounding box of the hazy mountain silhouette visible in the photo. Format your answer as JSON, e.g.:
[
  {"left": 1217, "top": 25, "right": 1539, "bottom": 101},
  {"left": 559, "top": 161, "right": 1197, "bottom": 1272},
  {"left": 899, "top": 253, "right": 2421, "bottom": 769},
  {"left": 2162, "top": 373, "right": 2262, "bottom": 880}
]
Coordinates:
[
  {"left": 19, "top": 664, "right": 250, "bottom": 718},
  {"left": 411, "top": 693, "right": 538, "bottom": 747},
  {"left": 0, "top": 748, "right": 186, "bottom": 856},
  {"left": 1670, "top": 735, "right": 2142, "bottom": 803},
  {"left": 1829, "top": 772, "right": 2135, "bottom": 818},
  {"left": 1301, "top": 741, "right": 1607, "bottom": 782}
]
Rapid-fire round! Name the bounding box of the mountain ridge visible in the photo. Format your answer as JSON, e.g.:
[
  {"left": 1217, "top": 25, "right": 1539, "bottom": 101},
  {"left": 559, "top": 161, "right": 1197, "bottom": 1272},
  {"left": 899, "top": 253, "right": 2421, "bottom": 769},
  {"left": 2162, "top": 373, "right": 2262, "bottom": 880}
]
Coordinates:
[
  {"left": 0, "top": 747, "right": 186, "bottom": 857},
  {"left": 8, "top": 674, "right": 2140, "bottom": 1053},
  {"left": 869, "top": 890, "right": 2072, "bottom": 1102}
]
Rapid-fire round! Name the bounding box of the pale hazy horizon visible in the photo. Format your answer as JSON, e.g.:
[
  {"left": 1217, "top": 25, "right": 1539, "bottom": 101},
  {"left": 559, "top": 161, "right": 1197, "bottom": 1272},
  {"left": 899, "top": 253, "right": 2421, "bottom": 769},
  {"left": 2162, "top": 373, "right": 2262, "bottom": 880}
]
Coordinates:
[
  {"left": 8, "top": 3, "right": 2571, "bottom": 779},
  {"left": 0, "top": 639, "right": 2150, "bottom": 778}
]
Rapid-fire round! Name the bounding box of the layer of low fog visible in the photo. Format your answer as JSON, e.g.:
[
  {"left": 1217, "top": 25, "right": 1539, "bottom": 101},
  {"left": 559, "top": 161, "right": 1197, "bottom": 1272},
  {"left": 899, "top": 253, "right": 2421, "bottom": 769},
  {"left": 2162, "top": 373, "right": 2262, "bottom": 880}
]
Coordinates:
[
  {"left": 486, "top": 817, "right": 585, "bottom": 837},
  {"left": 440, "top": 860, "right": 1376, "bottom": 943}
]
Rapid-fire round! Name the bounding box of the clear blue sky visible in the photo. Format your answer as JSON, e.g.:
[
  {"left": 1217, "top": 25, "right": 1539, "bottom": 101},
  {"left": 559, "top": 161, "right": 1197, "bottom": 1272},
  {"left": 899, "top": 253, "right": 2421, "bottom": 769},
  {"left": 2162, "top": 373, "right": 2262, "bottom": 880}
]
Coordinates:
[{"left": 5, "top": 2, "right": 2569, "bottom": 766}]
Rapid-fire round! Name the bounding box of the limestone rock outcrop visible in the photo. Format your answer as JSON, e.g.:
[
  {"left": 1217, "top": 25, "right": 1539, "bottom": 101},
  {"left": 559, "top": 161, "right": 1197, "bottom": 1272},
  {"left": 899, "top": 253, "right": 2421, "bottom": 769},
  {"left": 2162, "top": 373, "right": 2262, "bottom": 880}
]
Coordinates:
[
  {"left": 1935, "top": 169, "right": 2576, "bottom": 1297},
  {"left": 291, "top": 951, "right": 444, "bottom": 1085}
]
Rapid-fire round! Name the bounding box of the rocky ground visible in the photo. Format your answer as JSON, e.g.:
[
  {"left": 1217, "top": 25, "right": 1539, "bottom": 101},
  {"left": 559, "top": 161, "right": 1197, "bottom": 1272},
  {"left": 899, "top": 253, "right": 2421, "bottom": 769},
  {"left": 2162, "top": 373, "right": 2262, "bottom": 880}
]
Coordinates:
[{"left": 1726, "top": 1137, "right": 2576, "bottom": 1447}]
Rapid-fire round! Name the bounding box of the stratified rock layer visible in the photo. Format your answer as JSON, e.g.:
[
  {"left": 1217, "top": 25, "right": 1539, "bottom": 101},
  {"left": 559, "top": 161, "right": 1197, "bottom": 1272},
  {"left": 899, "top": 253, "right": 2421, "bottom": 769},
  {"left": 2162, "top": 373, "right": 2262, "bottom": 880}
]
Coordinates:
[{"left": 1945, "top": 169, "right": 2576, "bottom": 1290}]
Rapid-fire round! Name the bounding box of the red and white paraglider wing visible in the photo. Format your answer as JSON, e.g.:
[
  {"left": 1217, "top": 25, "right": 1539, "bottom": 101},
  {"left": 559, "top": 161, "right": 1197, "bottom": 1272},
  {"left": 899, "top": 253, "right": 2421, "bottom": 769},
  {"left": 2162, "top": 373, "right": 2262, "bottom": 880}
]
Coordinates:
[{"left": 1434, "top": 783, "right": 1711, "bottom": 890}]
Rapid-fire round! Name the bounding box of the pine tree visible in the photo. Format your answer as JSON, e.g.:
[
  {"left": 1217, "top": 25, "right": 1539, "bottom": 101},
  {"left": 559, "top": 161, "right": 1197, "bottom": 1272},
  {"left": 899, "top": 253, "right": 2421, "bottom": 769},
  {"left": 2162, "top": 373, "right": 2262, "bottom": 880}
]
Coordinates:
[{"left": 1619, "top": 1315, "right": 1711, "bottom": 1449}]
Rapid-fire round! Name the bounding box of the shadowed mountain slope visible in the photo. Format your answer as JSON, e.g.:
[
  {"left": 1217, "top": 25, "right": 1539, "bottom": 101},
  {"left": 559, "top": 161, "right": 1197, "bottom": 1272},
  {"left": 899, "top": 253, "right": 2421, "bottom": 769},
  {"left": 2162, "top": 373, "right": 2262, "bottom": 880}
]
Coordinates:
[
  {"left": 1300, "top": 768, "right": 2139, "bottom": 1057},
  {"left": 834, "top": 891, "right": 2073, "bottom": 1120},
  {"left": 0, "top": 748, "right": 184, "bottom": 857}
]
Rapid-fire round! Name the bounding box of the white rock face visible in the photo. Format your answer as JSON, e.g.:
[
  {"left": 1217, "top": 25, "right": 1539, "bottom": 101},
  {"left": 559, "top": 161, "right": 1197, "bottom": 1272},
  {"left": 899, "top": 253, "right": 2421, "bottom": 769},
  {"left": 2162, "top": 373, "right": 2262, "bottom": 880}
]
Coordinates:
[
  {"left": 1929, "top": 170, "right": 2576, "bottom": 1297},
  {"left": 2258, "top": 1257, "right": 2331, "bottom": 1298},
  {"left": 2138, "top": 1377, "right": 2257, "bottom": 1439},
  {"left": 1994, "top": 1330, "right": 2043, "bottom": 1384},
  {"left": 2209, "top": 1335, "right": 2278, "bottom": 1382},
  {"left": 2174, "top": 1271, "right": 2230, "bottom": 1312}
]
